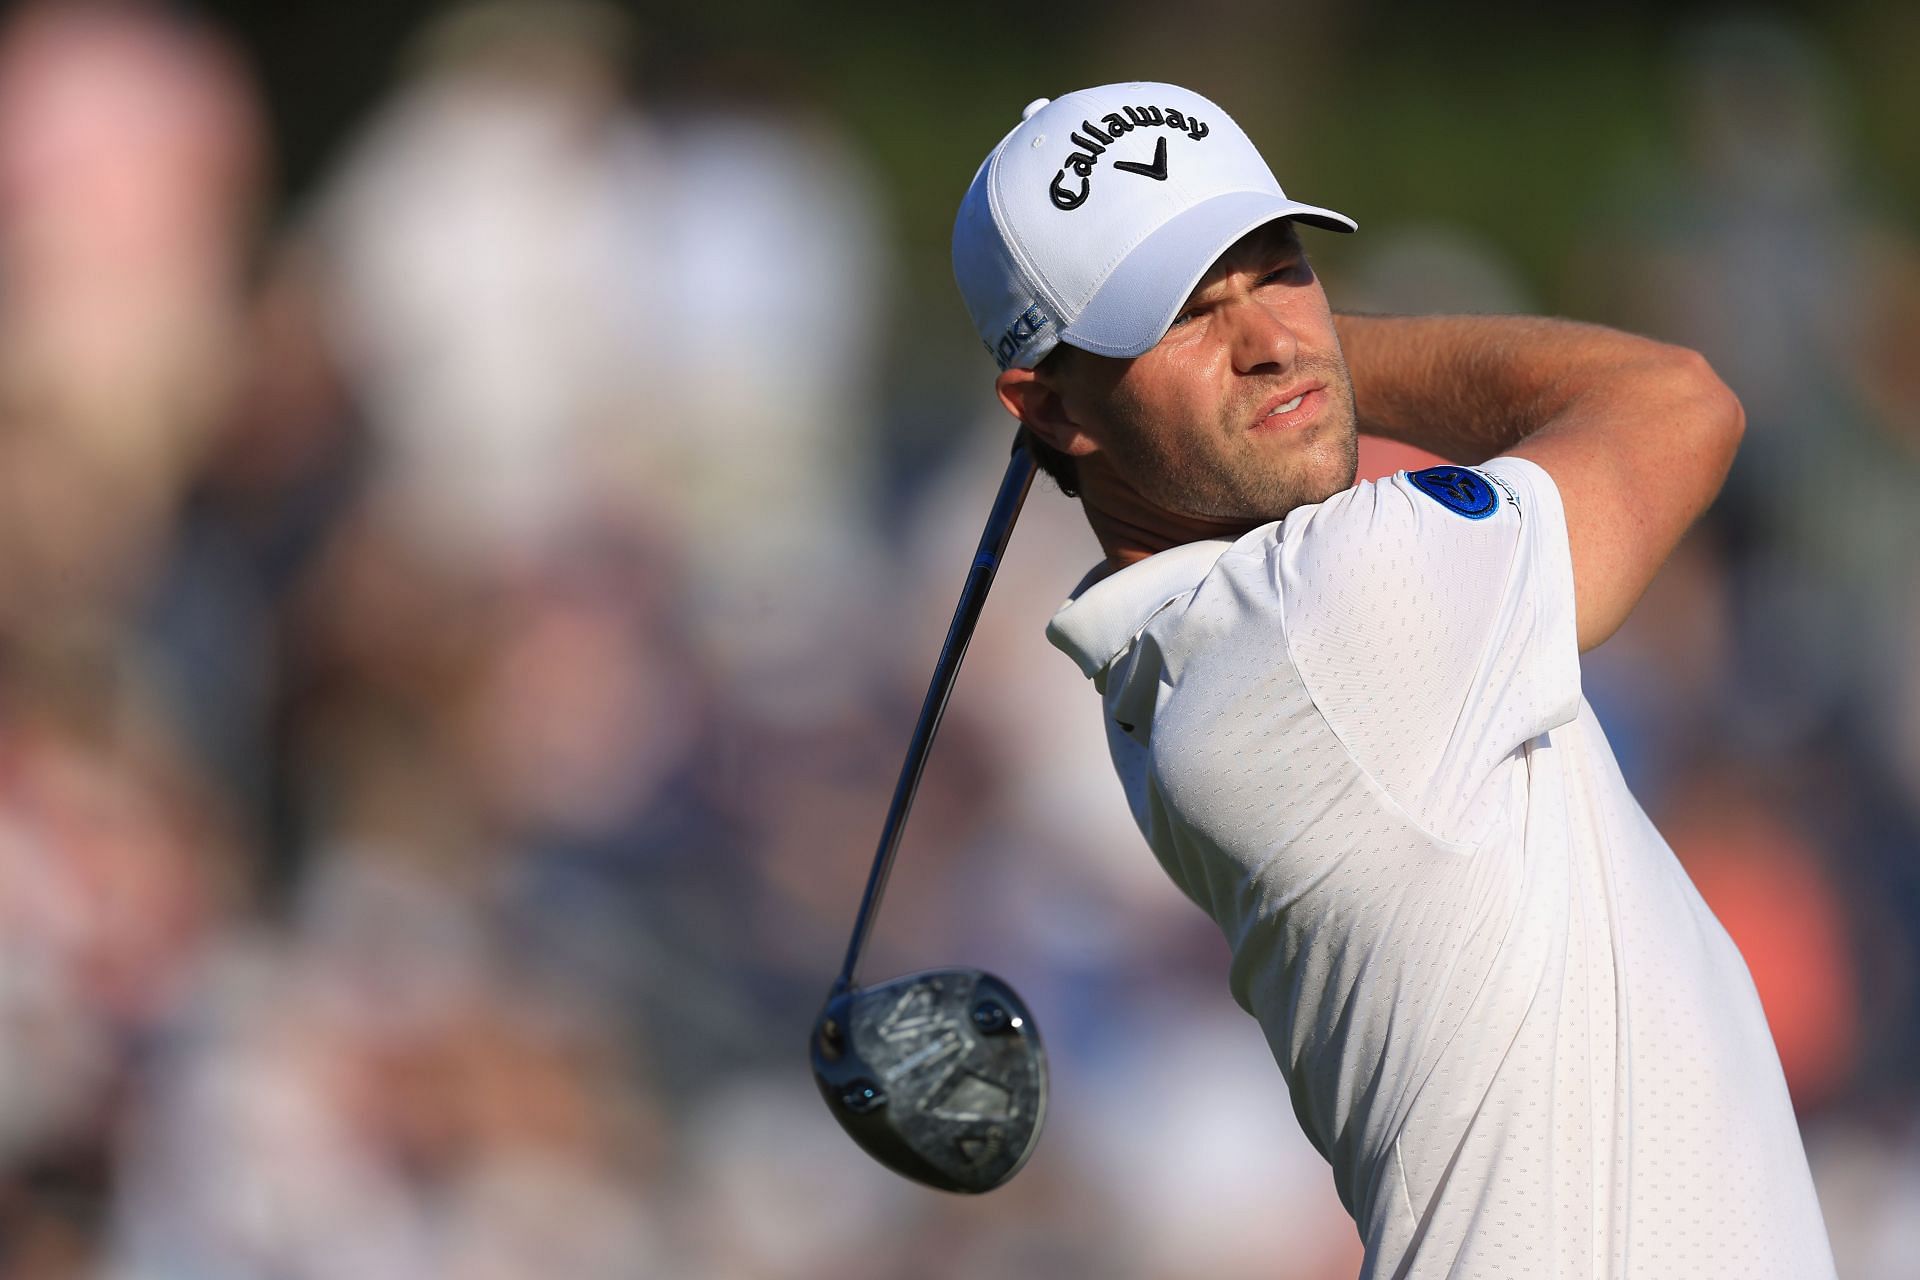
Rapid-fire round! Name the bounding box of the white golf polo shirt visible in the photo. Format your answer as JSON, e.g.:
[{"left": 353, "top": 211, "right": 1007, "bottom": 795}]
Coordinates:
[{"left": 1047, "top": 457, "right": 1835, "bottom": 1278}]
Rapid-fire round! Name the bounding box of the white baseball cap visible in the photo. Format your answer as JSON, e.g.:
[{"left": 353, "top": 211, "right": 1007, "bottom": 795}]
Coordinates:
[{"left": 953, "top": 82, "right": 1355, "bottom": 371}]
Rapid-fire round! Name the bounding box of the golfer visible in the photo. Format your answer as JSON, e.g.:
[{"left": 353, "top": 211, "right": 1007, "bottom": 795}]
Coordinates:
[{"left": 953, "top": 82, "right": 1836, "bottom": 1277}]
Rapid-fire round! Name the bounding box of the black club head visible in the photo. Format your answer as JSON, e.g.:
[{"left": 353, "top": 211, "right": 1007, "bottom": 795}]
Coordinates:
[{"left": 810, "top": 969, "right": 1047, "bottom": 1194}]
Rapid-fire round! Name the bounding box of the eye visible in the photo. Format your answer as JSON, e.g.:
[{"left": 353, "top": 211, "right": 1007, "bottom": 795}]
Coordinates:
[{"left": 1258, "top": 258, "right": 1307, "bottom": 285}]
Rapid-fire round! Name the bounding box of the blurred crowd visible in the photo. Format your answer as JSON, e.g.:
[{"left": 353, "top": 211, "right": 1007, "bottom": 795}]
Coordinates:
[{"left": 0, "top": 3, "right": 1914, "bottom": 1278}]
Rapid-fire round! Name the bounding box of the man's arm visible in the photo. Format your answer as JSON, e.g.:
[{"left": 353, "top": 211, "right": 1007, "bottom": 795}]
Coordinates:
[{"left": 1333, "top": 313, "right": 1745, "bottom": 652}]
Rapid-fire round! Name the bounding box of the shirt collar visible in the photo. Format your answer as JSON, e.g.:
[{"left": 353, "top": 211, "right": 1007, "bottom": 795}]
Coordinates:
[{"left": 1045, "top": 539, "right": 1238, "bottom": 678}]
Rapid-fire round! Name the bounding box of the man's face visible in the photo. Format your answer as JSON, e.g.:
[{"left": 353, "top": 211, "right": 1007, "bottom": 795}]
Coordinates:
[{"left": 1049, "top": 221, "right": 1359, "bottom": 523}]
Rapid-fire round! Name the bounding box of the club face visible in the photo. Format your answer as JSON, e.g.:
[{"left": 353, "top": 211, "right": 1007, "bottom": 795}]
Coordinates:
[{"left": 811, "top": 969, "right": 1047, "bottom": 1194}]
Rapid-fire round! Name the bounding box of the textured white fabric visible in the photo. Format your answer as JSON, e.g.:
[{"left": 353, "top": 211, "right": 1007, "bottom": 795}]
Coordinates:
[{"left": 1047, "top": 457, "right": 1836, "bottom": 1278}]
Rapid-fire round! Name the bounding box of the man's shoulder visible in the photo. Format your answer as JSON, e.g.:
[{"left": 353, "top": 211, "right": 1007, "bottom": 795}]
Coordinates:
[{"left": 1047, "top": 457, "right": 1564, "bottom": 682}]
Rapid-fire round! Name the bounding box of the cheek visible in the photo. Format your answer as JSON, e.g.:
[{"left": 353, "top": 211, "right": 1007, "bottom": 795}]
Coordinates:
[
  {"left": 1115, "top": 351, "right": 1229, "bottom": 434},
  {"left": 1108, "top": 386, "right": 1208, "bottom": 467}
]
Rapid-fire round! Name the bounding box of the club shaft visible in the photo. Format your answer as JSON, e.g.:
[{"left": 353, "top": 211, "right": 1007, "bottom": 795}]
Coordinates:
[{"left": 833, "top": 438, "right": 1038, "bottom": 991}]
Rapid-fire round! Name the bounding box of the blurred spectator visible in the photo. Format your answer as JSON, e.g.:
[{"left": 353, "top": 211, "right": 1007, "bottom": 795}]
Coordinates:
[
  {"left": 0, "top": 0, "right": 263, "bottom": 643},
  {"left": 304, "top": 0, "right": 891, "bottom": 724},
  {"left": 1573, "top": 16, "right": 1920, "bottom": 771},
  {"left": 306, "top": 0, "right": 654, "bottom": 574},
  {"left": 0, "top": 5, "right": 261, "bottom": 1273}
]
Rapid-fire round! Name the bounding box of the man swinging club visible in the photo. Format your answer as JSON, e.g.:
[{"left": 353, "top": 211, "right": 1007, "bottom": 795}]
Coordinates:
[{"left": 948, "top": 81, "right": 1836, "bottom": 1277}]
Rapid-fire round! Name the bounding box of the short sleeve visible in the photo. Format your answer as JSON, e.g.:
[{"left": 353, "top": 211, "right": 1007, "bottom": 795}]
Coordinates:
[{"left": 1275, "top": 456, "right": 1581, "bottom": 841}]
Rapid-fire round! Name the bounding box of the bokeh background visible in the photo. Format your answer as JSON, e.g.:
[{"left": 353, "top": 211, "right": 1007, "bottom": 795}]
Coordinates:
[{"left": 0, "top": 0, "right": 1916, "bottom": 1276}]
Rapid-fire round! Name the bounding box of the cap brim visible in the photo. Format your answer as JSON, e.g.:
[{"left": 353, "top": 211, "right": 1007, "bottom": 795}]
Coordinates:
[{"left": 1060, "top": 191, "right": 1355, "bottom": 359}]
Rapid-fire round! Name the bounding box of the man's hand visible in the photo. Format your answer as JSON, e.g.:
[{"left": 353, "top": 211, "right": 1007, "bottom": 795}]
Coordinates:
[{"left": 1333, "top": 313, "right": 1744, "bottom": 652}]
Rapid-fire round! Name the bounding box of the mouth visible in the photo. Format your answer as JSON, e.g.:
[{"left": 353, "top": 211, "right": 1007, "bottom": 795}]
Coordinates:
[{"left": 1250, "top": 384, "right": 1326, "bottom": 432}]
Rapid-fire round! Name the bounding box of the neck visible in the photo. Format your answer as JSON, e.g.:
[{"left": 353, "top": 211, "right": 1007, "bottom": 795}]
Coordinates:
[{"left": 1077, "top": 462, "right": 1257, "bottom": 573}]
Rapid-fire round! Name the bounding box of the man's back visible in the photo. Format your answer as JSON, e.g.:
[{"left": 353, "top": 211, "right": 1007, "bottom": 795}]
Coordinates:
[{"left": 1049, "top": 458, "right": 1834, "bottom": 1277}]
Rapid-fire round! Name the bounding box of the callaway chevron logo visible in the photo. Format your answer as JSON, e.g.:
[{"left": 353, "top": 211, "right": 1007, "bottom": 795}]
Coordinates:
[{"left": 1049, "top": 104, "right": 1210, "bottom": 211}]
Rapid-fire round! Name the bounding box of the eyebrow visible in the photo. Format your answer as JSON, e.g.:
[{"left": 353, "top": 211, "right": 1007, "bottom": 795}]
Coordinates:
[{"left": 1183, "top": 235, "right": 1305, "bottom": 306}]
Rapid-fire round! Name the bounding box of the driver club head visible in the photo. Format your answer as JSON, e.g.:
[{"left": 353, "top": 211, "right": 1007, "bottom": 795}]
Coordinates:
[{"left": 810, "top": 969, "right": 1047, "bottom": 1194}]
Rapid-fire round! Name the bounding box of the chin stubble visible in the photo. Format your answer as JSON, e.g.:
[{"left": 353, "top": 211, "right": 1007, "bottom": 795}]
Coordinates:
[{"left": 1118, "top": 373, "right": 1361, "bottom": 524}]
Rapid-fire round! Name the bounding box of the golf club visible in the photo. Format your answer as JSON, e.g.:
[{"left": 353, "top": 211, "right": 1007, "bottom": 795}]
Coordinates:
[{"left": 810, "top": 436, "right": 1046, "bottom": 1194}]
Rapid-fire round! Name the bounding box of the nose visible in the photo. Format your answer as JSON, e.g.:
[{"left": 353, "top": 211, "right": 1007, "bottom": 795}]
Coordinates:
[{"left": 1223, "top": 296, "right": 1298, "bottom": 375}]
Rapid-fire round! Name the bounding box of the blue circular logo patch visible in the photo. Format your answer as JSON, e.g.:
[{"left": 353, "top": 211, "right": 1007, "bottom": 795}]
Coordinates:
[{"left": 1408, "top": 466, "right": 1499, "bottom": 519}]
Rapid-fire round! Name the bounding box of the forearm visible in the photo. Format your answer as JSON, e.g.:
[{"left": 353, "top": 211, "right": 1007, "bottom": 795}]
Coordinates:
[
  {"left": 1333, "top": 312, "right": 1744, "bottom": 651},
  {"left": 1332, "top": 313, "right": 1685, "bottom": 464}
]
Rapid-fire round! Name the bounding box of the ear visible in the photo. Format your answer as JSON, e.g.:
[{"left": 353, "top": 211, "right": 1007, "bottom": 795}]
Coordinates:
[{"left": 994, "top": 366, "right": 1102, "bottom": 458}]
